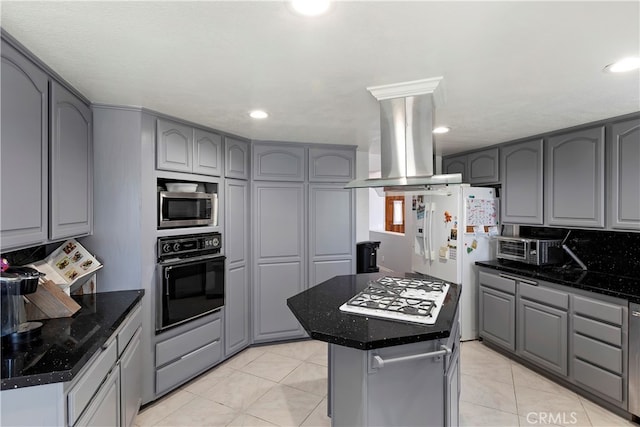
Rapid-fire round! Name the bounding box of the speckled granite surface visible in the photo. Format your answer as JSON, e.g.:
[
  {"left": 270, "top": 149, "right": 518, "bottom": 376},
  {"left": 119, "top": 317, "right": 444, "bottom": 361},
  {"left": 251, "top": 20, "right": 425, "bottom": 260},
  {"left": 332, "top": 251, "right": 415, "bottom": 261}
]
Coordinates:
[
  {"left": 287, "top": 272, "right": 460, "bottom": 351},
  {"left": 1, "top": 290, "right": 144, "bottom": 390},
  {"left": 476, "top": 259, "right": 640, "bottom": 304}
]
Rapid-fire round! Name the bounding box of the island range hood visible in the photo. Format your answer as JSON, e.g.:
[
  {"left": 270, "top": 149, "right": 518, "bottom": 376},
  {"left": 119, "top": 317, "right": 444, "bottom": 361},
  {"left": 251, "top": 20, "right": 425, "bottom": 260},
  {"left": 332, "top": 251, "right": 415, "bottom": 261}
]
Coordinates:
[{"left": 345, "top": 77, "right": 462, "bottom": 191}]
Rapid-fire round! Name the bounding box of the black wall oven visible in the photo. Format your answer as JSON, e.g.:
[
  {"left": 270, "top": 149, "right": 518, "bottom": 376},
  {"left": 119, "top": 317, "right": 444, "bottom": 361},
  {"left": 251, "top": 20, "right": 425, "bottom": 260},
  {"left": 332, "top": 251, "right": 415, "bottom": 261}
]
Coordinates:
[{"left": 156, "top": 233, "right": 224, "bottom": 333}]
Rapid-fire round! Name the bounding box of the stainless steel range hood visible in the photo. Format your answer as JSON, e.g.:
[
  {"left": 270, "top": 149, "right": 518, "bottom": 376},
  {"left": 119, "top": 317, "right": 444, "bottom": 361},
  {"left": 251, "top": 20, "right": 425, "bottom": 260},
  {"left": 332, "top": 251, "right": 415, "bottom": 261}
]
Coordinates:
[{"left": 345, "top": 77, "right": 461, "bottom": 191}]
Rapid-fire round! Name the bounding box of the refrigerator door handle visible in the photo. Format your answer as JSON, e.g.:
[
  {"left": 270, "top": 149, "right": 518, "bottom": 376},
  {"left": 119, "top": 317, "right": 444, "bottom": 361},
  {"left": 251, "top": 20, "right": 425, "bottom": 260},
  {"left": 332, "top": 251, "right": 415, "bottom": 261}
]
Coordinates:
[
  {"left": 422, "top": 208, "right": 428, "bottom": 260},
  {"left": 428, "top": 202, "right": 436, "bottom": 261}
]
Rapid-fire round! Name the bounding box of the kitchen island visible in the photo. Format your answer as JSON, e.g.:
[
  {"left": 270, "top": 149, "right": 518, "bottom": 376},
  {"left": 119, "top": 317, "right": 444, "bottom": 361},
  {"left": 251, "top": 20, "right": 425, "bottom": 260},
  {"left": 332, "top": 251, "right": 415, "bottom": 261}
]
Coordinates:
[
  {"left": 1, "top": 290, "right": 144, "bottom": 426},
  {"left": 287, "top": 272, "right": 461, "bottom": 427}
]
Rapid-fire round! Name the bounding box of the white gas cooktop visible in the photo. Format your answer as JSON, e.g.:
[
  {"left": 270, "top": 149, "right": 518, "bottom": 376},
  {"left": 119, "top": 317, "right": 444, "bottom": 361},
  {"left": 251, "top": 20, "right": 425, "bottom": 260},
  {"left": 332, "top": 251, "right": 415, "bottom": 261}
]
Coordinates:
[{"left": 339, "top": 276, "right": 450, "bottom": 325}]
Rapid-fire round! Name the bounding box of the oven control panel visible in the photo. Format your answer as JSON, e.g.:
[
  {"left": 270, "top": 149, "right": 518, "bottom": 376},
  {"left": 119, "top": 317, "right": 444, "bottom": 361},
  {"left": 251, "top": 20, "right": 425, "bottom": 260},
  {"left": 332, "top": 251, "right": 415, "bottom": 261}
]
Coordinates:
[{"left": 158, "top": 232, "right": 222, "bottom": 260}]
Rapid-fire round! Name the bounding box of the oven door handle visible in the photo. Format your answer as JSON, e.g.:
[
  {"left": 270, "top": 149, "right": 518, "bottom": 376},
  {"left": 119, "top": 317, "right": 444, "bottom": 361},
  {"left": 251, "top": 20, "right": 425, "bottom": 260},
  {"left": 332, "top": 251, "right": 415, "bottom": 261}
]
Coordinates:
[{"left": 159, "top": 254, "right": 226, "bottom": 267}]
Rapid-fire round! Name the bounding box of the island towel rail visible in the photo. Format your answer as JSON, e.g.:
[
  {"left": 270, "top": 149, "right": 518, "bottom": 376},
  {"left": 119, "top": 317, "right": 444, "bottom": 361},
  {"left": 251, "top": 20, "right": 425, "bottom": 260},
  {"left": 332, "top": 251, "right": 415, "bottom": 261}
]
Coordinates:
[{"left": 372, "top": 345, "right": 452, "bottom": 369}]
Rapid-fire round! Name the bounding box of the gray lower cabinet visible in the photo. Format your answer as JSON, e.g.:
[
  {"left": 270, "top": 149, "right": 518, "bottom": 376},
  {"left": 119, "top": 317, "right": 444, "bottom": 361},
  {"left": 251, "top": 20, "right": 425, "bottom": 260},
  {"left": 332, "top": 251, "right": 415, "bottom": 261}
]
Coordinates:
[
  {"left": 501, "top": 139, "right": 544, "bottom": 224},
  {"left": 467, "top": 147, "right": 499, "bottom": 184},
  {"left": 571, "top": 294, "right": 627, "bottom": 408},
  {"left": 50, "top": 81, "right": 93, "bottom": 240},
  {"left": 76, "top": 366, "right": 120, "bottom": 427},
  {"left": 0, "top": 39, "right": 49, "bottom": 250},
  {"left": 120, "top": 328, "right": 142, "bottom": 427},
  {"left": 478, "top": 271, "right": 516, "bottom": 351},
  {"left": 517, "top": 296, "right": 568, "bottom": 376},
  {"left": 609, "top": 117, "right": 640, "bottom": 230},
  {"left": 252, "top": 181, "right": 306, "bottom": 342},
  {"left": 309, "top": 184, "right": 355, "bottom": 286},
  {"left": 155, "top": 316, "right": 222, "bottom": 396},
  {"left": 546, "top": 126, "right": 605, "bottom": 227},
  {"left": 224, "top": 179, "right": 250, "bottom": 356},
  {"left": 225, "top": 137, "right": 250, "bottom": 180}
]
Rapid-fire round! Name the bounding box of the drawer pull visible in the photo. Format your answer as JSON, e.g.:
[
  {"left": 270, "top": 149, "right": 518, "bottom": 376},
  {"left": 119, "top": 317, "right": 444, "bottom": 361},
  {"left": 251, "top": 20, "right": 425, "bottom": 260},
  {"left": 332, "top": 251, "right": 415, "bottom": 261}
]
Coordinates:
[
  {"left": 519, "top": 278, "right": 538, "bottom": 286},
  {"left": 498, "top": 273, "right": 519, "bottom": 281},
  {"left": 180, "top": 340, "right": 219, "bottom": 361}
]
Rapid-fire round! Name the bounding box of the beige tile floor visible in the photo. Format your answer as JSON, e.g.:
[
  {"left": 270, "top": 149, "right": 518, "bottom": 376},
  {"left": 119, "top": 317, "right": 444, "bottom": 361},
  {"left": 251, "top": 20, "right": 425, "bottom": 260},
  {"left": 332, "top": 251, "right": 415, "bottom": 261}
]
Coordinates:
[{"left": 135, "top": 339, "right": 638, "bottom": 427}]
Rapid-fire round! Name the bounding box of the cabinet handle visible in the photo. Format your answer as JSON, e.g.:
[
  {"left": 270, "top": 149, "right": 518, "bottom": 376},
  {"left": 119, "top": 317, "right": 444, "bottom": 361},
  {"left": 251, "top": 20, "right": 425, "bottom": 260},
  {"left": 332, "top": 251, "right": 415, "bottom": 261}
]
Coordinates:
[
  {"left": 180, "top": 340, "right": 219, "bottom": 361},
  {"left": 519, "top": 278, "right": 538, "bottom": 286},
  {"left": 498, "top": 273, "right": 520, "bottom": 282},
  {"left": 372, "top": 345, "right": 451, "bottom": 369}
]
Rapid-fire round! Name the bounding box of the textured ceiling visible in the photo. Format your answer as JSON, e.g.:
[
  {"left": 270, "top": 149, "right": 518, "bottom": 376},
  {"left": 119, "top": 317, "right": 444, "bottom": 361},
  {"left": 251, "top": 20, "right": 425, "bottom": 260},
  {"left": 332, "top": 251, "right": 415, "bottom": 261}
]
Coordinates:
[{"left": 2, "top": 1, "right": 639, "bottom": 156}]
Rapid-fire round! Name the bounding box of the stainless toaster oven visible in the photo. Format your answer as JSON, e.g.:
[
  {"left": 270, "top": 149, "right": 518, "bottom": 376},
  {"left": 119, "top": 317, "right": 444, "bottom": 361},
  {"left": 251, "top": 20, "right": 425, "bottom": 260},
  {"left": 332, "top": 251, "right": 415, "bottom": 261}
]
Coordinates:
[{"left": 496, "top": 236, "right": 563, "bottom": 265}]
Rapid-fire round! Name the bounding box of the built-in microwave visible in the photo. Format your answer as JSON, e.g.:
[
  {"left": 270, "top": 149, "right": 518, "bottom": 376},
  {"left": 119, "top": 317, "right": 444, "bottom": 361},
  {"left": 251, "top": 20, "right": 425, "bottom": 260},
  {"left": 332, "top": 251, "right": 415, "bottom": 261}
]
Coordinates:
[{"left": 158, "top": 191, "right": 218, "bottom": 229}]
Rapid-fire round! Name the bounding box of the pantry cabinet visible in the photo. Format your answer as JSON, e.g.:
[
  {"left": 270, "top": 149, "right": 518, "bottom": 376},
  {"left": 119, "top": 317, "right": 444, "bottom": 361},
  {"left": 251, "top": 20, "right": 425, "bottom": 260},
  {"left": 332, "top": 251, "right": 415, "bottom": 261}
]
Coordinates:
[
  {"left": 253, "top": 144, "right": 306, "bottom": 181},
  {"left": 224, "top": 179, "right": 251, "bottom": 356},
  {"left": 0, "top": 39, "right": 49, "bottom": 250},
  {"left": 545, "top": 126, "right": 605, "bottom": 228},
  {"left": 308, "top": 147, "right": 355, "bottom": 182},
  {"left": 609, "top": 117, "right": 640, "bottom": 231},
  {"left": 252, "top": 181, "right": 307, "bottom": 342},
  {"left": 49, "top": 81, "right": 93, "bottom": 240},
  {"left": 500, "top": 139, "right": 544, "bottom": 225}
]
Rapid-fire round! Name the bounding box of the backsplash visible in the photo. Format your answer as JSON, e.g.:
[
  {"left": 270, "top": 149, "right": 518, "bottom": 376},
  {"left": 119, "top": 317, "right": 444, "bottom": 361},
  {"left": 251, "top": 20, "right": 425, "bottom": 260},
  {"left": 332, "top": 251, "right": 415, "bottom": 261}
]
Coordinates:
[{"left": 521, "top": 227, "right": 640, "bottom": 278}]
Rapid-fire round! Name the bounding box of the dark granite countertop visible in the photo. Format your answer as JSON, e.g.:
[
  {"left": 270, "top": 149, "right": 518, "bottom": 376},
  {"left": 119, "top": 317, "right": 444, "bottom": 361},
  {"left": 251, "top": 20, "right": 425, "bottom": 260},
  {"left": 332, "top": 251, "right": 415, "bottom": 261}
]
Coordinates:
[
  {"left": 1, "top": 290, "right": 144, "bottom": 390},
  {"left": 476, "top": 260, "right": 640, "bottom": 304},
  {"left": 287, "top": 272, "right": 460, "bottom": 351}
]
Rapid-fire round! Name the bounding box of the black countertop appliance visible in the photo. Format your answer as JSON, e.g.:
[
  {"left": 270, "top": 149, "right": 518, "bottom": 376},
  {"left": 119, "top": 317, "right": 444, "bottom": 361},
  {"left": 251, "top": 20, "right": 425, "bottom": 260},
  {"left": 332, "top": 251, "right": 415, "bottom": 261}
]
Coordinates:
[{"left": 356, "top": 241, "right": 380, "bottom": 273}]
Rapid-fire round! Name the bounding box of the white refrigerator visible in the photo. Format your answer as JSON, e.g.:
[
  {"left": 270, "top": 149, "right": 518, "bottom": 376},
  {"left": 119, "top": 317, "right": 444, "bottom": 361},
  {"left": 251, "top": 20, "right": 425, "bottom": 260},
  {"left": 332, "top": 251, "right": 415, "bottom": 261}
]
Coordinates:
[{"left": 409, "top": 184, "right": 499, "bottom": 341}]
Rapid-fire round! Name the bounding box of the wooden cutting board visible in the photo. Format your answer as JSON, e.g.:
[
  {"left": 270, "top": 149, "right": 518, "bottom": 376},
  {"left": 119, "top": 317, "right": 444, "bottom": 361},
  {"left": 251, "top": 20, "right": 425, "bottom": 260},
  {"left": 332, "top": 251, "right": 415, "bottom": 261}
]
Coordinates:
[{"left": 24, "top": 280, "right": 81, "bottom": 320}]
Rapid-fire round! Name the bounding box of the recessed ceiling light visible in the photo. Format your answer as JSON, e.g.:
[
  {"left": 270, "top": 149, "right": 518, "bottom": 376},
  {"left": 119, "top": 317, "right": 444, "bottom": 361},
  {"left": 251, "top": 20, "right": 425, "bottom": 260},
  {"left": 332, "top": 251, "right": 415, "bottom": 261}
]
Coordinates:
[
  {"left": 433, "top": 126, "right": 450, "bottom": 134},
  {"left": 603, "top": 57, "right": 640, "bottom": 73},
  {"left": 249, "top": 110, "right": 269, "bottom": 119},
  {"left": 290, "top": 0, "right": 331, "bottom": 16}
]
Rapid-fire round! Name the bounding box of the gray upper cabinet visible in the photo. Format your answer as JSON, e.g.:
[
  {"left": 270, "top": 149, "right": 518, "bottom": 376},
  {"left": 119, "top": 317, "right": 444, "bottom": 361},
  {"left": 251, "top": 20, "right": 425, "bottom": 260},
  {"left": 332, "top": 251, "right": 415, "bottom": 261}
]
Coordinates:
[
  {"left": 252, "top": 181, "right": 306, "bottom": 342},
  {"left": 442, "top": 154, "right": 467, "bottom": 181},
  {"left": 308, "top": 147, "right": 355, "bottom": 182},
  {"left": 253, "top": 144, "right": 306, "bottom": 181},
  {"left": 501, "top": 139, "right": 544, "bottom": 224},
  {"left": 224, "top": 179, "right": 250, "bottom": 356},
  {"left": 156, "top": 119, "right": 193, "bottom": 173},
  {"left": 609, "top": 118, "right": 640, "bottom": 230},
  {"left": 546, "top": 126, "right": 605, "bottom": 228},
  {"left": 309, "top": 184, "right": 355, "bottom": 286},
  {"left": 224, "top": 137, "right": 250, "bottom": 180},
  {"left": 467, "top": 148, "right": 499, "bottom": 184},
  {"left": 193, "top": 129, "right": 222, "bottom": 176},
  {"left": 49, "top": 81, "right": 93, "bottom": 240},
  {"left": 0, "top": 40, "right": 49, "bottom": 250}
]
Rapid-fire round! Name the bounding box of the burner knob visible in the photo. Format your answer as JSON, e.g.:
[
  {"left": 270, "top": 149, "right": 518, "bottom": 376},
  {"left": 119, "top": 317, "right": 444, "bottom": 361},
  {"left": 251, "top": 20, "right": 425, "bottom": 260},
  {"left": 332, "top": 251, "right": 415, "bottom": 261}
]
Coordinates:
[
  {"left": 212, "top": 237, "right": 220, "bottom": 247},
  {"left": 162, "top": 243, "right": 171, "bottom": 253},
  {"left": 173, "top": 243, "right": 181, "bottom": 252}
]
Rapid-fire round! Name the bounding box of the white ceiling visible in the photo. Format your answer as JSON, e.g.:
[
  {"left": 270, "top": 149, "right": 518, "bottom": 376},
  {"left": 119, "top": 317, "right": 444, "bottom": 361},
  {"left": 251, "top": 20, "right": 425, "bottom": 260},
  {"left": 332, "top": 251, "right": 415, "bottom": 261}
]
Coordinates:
[{"left": 2, "top": 1, "right": 639, "bottom": 156}]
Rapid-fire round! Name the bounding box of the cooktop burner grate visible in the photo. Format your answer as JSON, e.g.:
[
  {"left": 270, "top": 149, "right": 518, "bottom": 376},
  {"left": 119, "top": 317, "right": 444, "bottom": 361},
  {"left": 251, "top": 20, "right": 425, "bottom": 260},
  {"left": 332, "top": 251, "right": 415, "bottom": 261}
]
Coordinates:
[{"left": 339, "top": 276, "right": 450, "bottom": 325}]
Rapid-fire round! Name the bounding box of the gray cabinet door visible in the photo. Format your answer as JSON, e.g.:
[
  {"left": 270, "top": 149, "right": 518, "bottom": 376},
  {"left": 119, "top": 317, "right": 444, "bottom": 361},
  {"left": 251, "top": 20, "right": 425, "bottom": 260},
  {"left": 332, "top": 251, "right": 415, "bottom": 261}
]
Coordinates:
[
  {"left": 253, "top": 144, "right": 306, "bottom": 181},
  {"left": 517, "top": 298, "right": 568, "bottom": 376},
  {"left": 193, "top": 129, "right": 222, "bottom": 176},
  {"left": 156, "top": 119, "right": 193, "bottom": 173},
  {"left": 479, "top": 286, "right": 516, "bottom": 351},
  {"left": 120, "top": 328, "right": 142, "bottom": 427},
  {"left": 0, "top": 40, "right": 49, "bottom": 250},
  {"left": 609, "top": 118, "right": 640, "bottom": 230},
  {"left": 224, "top": 137, "right": 250, "bottom": 180},
  {"left": 308, "top": 147, "right": 355, "bottom": 182},
  {"left": 468, "top": 148, "right": 499, "bottom": 184},
  {"left": 445, "top": 348, "right": 460, "bottom": 427},
  {"left": 442, "top": 155, "right": 467, "bottom": 181},
  {"left": 309, "top": 184, "right": 355, "bottom": 287},
  {"left": 501, "top": 139, "right": 544, "bottom": 224},
  {"left": 253, "top": 182, "right": 306, "bottom": 341},
  {"left": 76, "top": 367, "right": 120, "bottom": 427},
  {"left": 546, "top": 126, "right": 605, "bottom": 227},
  {"left": 49, "top": 81, "right": 93, "bottom": 240},
  {"left": 224, "top": 179, "right": 250, "bottom": 356}
]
